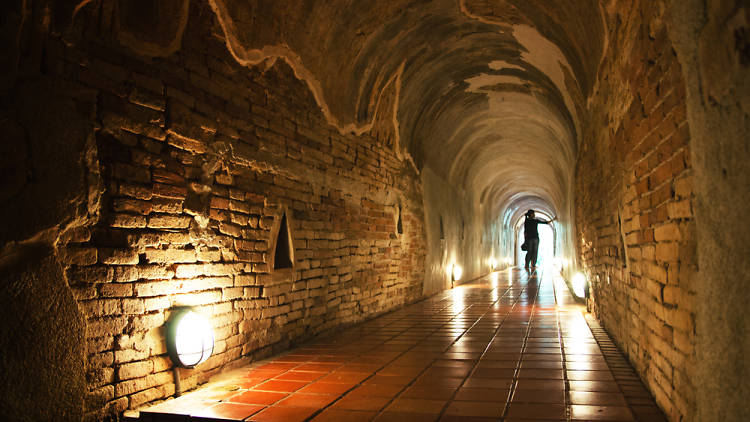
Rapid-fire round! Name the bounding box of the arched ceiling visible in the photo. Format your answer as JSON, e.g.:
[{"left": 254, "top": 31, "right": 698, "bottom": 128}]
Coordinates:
[{"left": 208, "top": 0, "right": 606, "bottom": 222}]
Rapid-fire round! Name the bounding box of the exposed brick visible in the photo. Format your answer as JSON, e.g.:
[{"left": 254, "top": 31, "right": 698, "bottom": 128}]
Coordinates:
[
  {"left": 147, "top": 214, "right": 191, "bottom": 229},
  {"left": 99, "top": 248, "right": 140, "bottom": 265},
  {"left": 118, "top": 360, "right": 153, "bottom": 381}
]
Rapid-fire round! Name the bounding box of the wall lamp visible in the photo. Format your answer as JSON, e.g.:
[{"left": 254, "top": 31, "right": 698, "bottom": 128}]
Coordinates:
[
  {"left": 166, "top": 308, "right": 215, "bottom": 368},
  {"left": 452, "top": 264, "right": 463, "bottom": 284},
  {"left": 572, "top": 272, "right": 588, "bottom": 299}
]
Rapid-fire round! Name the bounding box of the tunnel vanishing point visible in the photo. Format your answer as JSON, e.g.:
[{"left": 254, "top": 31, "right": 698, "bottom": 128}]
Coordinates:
[{"left": 0, "top": 0, "right": 749, "bottom": 421}]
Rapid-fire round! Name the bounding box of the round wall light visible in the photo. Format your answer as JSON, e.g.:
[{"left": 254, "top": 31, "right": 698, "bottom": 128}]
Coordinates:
[
  {"left": 572, "top": 272, "right": 587, "bottom": 299},
  {"left": 166, "top": 309, "right": 214, "bottom": 368}
]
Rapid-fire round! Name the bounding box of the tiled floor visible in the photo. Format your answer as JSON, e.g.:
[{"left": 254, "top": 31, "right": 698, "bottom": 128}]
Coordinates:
[{"left": 134, "top": 266, "right": 666, "bottom": 421}]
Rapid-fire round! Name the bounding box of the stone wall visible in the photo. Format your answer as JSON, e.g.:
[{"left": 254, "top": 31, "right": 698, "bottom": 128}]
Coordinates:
[
  {"left": 0, "top": 2, "right": 426, "bottom": 420},
  {"left": 575, "top": 2, "right": 696, "bottom": 420}
]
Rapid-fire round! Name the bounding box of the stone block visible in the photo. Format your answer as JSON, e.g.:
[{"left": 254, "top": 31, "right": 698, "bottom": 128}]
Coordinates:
[
  {"left": 117, "top": 360, "right": 153, "bottom": 381},
  {"left": 654, "top": 223, "right": 681, "bottom": 241},
  {"left": 99, "top": 249, "right": 140, "bottom": 265}
]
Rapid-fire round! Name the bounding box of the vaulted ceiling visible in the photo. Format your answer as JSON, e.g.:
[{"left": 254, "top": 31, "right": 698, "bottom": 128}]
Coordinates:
[{"left": 208, "top": 0, "right": 606, "bottom": 222}]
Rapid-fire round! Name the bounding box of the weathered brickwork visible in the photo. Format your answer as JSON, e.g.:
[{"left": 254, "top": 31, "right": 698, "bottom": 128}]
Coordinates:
[
  {"left": 575, "top": 2, "right": 696, "bottom": 421},
  {"left": 38, "top": 5, "right": 427, "bottom": 419}
]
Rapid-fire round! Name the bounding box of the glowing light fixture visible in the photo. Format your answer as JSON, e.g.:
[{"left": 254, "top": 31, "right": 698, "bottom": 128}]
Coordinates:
[
  {"left": 452, "top": 264, "right": 463, "bottom": 282},
  {"left": 572, "top": 272, "right": 587, "bottom": 299},
  {"left": 167, "top": 309, "right": 214, "bottom": 368}
]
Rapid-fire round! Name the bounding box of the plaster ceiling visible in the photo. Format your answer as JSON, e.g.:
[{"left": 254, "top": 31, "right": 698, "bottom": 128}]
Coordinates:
[{"left": 208, "top": 0, "right": 606, "bottom": 222}]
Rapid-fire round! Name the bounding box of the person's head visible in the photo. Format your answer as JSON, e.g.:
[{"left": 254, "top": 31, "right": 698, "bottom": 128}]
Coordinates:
[{"left": 526, "top": 209, "right": 535, "bottom": 218}]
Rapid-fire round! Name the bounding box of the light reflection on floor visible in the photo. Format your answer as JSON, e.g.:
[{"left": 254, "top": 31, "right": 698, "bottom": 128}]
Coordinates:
[{"left": 132, "top": 265, "right": 666, "bottom": 422}]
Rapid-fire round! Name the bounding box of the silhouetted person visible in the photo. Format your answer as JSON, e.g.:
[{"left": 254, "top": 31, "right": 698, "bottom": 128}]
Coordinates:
[{"left": 523, "top": 210, "right": 555, "bottom": 270}]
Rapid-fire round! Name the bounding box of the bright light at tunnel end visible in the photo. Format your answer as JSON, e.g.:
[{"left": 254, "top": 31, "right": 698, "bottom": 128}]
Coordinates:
[{"left": 572, "top": 272, "right": 587, "bottom": 299}]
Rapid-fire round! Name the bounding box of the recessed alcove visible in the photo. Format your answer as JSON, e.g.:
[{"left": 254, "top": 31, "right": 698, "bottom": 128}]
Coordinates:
[{"left": 268, "top": 207, "right": 295, "bottom": 281}]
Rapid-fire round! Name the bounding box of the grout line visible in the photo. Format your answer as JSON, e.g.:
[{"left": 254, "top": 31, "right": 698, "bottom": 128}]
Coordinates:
[
  {"left": 434, "top": 268, "right": 525, "bottom": 420},
  {"left": 500, "top": 267, "right": 542, "bottom": 421},
  {"left": 550, "top": 265, "right": 573, "bottom": 422}
]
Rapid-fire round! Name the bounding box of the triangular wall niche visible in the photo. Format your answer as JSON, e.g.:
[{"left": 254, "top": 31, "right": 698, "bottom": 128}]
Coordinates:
[{"left": 273, "top": 213, "right": 293, "bottom": 270}]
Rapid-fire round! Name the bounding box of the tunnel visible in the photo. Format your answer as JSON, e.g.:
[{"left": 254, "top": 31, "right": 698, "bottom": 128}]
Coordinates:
[{"left": 0, "top": 0, "right": 749, "bottom": 421}]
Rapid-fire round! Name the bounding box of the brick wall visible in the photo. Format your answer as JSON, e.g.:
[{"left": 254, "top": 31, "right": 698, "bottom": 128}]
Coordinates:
[
  {"left": 40, "top": 5, "right": 427, "bottom": 419},
  {"left": 575, "top": 2, "right": 696, "bottom": 420}
]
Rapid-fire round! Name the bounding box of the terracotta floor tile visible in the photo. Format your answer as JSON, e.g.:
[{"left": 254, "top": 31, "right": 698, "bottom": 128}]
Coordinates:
[
  {"left": 255, "top": 362, "right": 299, "bottom": 372},
  {"left": 567, "top": 361, "right": 611, "bottom": 371},
  {"left": 275, "top": 393, "right": 338, "bottom": 408},
  {"left": 432, "top": 360, "right": 475, "bottom": 368},
  {"left": 520, "top": 360, "right": 563, "bottom": 369},
  {"left": 569, "top": 381, "right": 621, "bottom": 392},
  {"left": 331, "top": 395, "right": 392, "bottom": 411},
  {"left": 362, "top": 374, "right": 415, "bottom": 386},
  {"left": 386, "top": 398, "right": 446, "bottom": 414},
  {"left": 439, "top": 415, "right": 497, "bottom": 422},
  {"left": 454, "top": 387, "right": 509, "bottom": 402},
  {"left": 461, "top": 377, "right": 513, "bottom": 389},
  {"left": 506, "top": 403, "right": 567, "bottom": 419},
  {"left": 569, "top": 391, "right": 628, "bottom": 405},
  {"left": 522, "top": 353, "right": 563, "bottom": 361},
  {"left": 297, "top": 382, "right": 354, "bottom": 395},
  {"left": 244, "top": 369, "right": 284, "bottom": 380},
  {"left": 518, "top": 368, "right": 564, "bottom": 379},
  {"left": 476, "top": 360, "right": 518, "bottom": 369},
  {"left": 420, "top": 366, "right": 471, "bottom": 378},
  {"left": 401, "top": 386, "right": 457, "bottom": 400},
  {"left": 374, "top": 411, "right": 439, "bottom": 422},
  {"left": 254, "top": 380, "right": 309, "bottom": 393},
  {"left": 441, "top": 352, "right": 481, "bottom": 360},
  {"left": 511, "top": 388, "right": 565, "bottom": 404},
  {"left": 191, "top": 402, "right": 264, "bottom": 420},
  {"left": 444, "top": 400, "right": 505, "bottom": 418},
  {"left": 273, "top": 354, "right": 311, "bottom": 363},
  {"left": 413, "top": 376, "right": 465, "bottom": 388},
  {"left": 248, "top": 405, "right": 318, "bottom": 422},
  {"left": 524, "top": 347, "right": 562, "bottom": 354},
  {"left": 236, "top": 378, "right": 268, "bottom": 389},
  {"left": 317, "top": 371, "right": 369, "bottom": 384},
  {"left": 570, "top": 405, "right": 635, "bottom": 420},
  {"left": 471, "top": 367, "right": 516, "bottom": 378},
  {"left": 336, "top": 363, "right": 382, "bottom": 373},
  {"left": 567, "top": 370, "right": 615, "bottom": 381},
  {"left": 515, "top": 379, "right": 566, "bottom": 391},
  {"left": 294, "top": 363, "right": 341, "bottom": 373},
  {"left": 310, "top": 409, "right": 377, "bottom": 422},
  {"left": 312, "top": 355, "right": 348, "bottom": 363},
  {"left": 229, "top": 390, "right": 288, "bottom": 405},
  {"left": 275, "top": 371, "right": 324, "bottom": 382}
]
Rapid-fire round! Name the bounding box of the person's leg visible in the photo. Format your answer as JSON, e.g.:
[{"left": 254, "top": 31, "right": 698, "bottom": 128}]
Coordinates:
[
  {"left": 524, "top": 241, "right": 531, "bottom": 269},
  {"left": 529, "top": 238, "right": 540, "bottom": 267}
]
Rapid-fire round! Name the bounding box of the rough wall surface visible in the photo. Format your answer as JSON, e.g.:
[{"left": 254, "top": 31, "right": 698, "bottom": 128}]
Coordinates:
[
  {"left": 667, "top": 1, "right": 750, "bottom": 421},
  {"left": 0, "top": 1, "right": 426, "bottom": 419},
  {"left": 575, "top": 1, "right": 696, "bottom": 420}
]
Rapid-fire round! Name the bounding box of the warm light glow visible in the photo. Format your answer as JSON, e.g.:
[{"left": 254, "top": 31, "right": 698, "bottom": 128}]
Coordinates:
[
  {"left": 452, "top": 264, "right": 463, "bottom": 282},
  {"left": 572, "top": 272, "right": 587, "bottom": 298},
  {"left": 553, "top": 257, "right": 564, "bottom": 268},
  {"left": 489, "top": 257, "right": 497, "bottom": 270},
  {"left": 489, "top": 272, "right": 499, "bottom": 285},
  {"left": 167, "top": 310, "right": 214, "bottom": 368}
]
